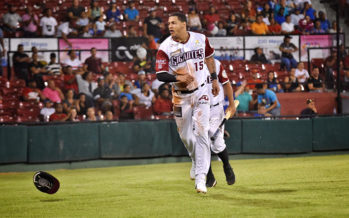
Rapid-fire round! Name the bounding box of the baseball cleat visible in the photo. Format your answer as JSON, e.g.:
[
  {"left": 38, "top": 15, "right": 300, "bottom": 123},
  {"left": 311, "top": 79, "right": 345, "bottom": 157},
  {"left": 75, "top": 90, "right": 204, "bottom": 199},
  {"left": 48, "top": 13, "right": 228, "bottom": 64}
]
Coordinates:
[
  {"left": 224, "top": 165, "right": 236, "bottom": 185},
  {"left": 195, "top": 182, "right": 207, "bottom": 194},
  {"left": 206, "top": 171, "right": 217, "bottom": 188}
]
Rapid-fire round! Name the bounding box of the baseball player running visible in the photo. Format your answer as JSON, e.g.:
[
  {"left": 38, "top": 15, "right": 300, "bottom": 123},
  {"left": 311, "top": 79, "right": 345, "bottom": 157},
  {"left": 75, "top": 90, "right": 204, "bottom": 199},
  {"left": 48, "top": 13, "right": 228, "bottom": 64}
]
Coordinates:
[
  {"left": 206, "top": 59, "right": 236, "bottom": 187},
  {"left": 156, "top": 12, "right": 220, "bottom": 194}
]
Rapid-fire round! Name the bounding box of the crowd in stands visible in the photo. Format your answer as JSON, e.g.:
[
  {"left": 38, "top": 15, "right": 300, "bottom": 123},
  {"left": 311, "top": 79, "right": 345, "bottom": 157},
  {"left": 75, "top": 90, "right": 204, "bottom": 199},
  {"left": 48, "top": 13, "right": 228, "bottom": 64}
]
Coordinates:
[{"left": 0, "top": 0, "right": 349, "bottom": 122}]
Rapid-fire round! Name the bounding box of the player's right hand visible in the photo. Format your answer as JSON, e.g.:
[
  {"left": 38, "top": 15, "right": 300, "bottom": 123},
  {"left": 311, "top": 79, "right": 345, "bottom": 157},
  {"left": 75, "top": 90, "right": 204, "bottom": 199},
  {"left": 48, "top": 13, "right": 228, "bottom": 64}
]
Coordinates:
[{"left": 176, "top": 74, "right": 194, "bottom": 86}]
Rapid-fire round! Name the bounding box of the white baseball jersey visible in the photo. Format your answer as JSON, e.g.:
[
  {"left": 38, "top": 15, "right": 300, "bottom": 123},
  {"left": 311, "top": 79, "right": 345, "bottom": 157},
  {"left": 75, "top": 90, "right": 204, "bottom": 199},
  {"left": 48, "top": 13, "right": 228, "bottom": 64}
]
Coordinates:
[
  {"left": 156, "top": 31, "right": 214, "bottom": 91},
  {"left": 208, "top": 59, "right": 229, "bottom": 106}
]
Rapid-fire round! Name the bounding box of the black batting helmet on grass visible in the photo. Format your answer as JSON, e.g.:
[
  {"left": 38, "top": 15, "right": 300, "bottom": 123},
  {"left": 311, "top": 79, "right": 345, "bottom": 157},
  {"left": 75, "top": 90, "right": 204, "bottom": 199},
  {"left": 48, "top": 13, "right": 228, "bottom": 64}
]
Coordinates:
[{"left": 33, "top": 171, "right": 60, "bottom": 194}]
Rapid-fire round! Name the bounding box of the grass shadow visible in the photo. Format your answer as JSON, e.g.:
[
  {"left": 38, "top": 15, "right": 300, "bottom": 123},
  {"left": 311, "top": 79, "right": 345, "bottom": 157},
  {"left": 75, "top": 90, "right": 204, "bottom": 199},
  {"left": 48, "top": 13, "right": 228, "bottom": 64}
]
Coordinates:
[{"left": 40, "top": 198, "right": 65, "bottom": 202}]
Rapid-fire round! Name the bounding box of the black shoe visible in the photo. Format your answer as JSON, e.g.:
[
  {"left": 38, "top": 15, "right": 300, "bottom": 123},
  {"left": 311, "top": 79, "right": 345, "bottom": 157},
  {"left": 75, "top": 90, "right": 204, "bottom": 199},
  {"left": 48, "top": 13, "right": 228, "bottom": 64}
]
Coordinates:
[
  {"left": 206, "top": 172, "right": 217, "bottom": 188},
  {"left": 224, "top": 165, "right": 235, "bottom": 185}
]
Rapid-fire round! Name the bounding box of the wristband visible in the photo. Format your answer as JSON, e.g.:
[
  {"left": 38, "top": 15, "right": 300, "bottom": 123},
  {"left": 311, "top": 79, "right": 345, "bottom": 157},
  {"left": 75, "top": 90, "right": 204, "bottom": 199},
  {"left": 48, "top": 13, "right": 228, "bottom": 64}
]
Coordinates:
[{"left": 211, "top": 72, "right": 218, "bottom": 80}]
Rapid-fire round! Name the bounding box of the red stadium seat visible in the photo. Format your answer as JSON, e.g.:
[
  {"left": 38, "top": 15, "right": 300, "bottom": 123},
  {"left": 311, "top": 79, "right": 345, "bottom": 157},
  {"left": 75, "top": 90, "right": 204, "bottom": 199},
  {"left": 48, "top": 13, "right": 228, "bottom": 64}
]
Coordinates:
[{"left": 133, "top": 106, "right": 153, "bottom": 120}]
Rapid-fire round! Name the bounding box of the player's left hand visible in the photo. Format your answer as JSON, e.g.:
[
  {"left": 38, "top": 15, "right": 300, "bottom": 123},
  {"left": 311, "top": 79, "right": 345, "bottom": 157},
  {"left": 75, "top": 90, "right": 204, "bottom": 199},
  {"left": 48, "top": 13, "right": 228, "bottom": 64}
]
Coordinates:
[{"left": 212, "top": 80, "right": 220, "bottom": 96}]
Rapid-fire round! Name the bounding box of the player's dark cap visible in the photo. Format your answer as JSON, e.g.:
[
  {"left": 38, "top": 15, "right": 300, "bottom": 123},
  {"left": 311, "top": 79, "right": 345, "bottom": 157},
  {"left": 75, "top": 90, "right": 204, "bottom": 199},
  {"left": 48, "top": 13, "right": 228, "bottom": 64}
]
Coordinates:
[
  {"left": 33, "top": 171, "right": 60, "bottom": 194},
  {"left": 285, "top": 35, "right": 292, "bottom": 39},
  {"left": 255, "top": 83, "right": 264, "bottom": 90}
]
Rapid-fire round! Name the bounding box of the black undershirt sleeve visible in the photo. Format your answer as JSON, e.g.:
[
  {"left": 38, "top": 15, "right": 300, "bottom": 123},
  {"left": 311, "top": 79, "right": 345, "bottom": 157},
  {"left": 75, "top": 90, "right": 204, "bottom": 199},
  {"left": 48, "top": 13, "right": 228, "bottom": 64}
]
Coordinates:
[{"left": 156, "top": 72, "right": 177, "bottom": 82}]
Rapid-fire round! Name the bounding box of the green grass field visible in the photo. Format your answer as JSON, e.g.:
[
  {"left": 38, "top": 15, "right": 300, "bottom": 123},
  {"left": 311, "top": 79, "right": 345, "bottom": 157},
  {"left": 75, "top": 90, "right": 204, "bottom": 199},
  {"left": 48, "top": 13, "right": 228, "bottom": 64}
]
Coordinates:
[{"left": 0, "top": 154, "right": 348, "bottom": 217}]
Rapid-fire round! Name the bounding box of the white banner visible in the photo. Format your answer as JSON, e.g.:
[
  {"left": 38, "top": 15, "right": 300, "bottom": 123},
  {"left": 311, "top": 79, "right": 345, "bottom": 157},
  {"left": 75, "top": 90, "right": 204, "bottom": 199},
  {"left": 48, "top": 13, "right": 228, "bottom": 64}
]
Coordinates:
[
  {"left": 9, "top": 38, "right": 58, "bottom": 65},
  {"left": 208, "top": 37, "right": 244, "bottom": 60},
  {"left": 245, "top": 35, "right": 300, "bottom": 62}
]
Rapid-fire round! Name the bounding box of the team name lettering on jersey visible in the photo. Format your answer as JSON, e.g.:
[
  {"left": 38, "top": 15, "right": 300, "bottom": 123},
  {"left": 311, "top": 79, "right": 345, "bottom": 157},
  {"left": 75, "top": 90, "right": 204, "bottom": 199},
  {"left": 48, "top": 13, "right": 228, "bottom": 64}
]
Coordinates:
[{"left": 170, "top": 49, "right": 204, "bottom": 66}]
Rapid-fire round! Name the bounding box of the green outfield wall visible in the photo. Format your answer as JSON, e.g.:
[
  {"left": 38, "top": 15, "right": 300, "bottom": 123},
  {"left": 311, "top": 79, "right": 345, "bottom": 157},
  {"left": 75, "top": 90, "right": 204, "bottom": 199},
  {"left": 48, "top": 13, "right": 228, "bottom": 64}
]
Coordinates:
[{"left": 1, "top": 117, "right": 348, "bottom": 164}]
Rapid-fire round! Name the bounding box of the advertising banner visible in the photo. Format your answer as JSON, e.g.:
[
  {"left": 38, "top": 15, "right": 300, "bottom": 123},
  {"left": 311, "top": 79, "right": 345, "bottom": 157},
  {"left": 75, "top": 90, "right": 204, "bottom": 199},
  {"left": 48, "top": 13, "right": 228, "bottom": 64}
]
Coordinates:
[
  {"left": 300, "top": 35, "right": 332, "bottom": 61},
  {"left": 208, "top": 37, "right": 244, "bottom": 60},
  {"left": 9, "top": 38, "right": 58, "bottom": 65},
  {"left": 245, "top": 35, "right": 300, "bottom": 62},
  {"left": 110, "top": 37, "right": 148, "bottom": 62},
  {"left": 59, "top": 38, "right": 109, "bottom": 63}
]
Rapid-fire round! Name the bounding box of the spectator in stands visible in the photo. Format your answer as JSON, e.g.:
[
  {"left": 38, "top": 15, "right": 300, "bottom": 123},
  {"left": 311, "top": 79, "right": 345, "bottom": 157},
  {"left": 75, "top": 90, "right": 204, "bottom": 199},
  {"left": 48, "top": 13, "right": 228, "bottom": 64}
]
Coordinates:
[
  {"left": 250, "top": 47, "right": 269, "bottom": 64},
  {"left": 284, "top": 68, "right": 302, "bottom": 92},
  {"left": 324, "top": 50, "right": 337, "bottom": 90},
  {"left": 62, "top": 89, "right": 77, "bottom": 113},
  {"left": 267, "top": 71, "right": 282, "bottom": 92},
  {"left": 302, "top": 2, "right": 316, "bottom": 21},
  {"left": 133, "top": 47, "right": 152, "bottom": 73},
  {"left": 226, "top": 13, "right": 239, "bottom": 36},
  {"left": 119, "top": 95, "right": 134, "bottom": 120},
  {"left": 76, "top": 93, "right": 91, "bottom": 115},
  {"left": 300, "top": 98, "right": 317, "bottom": 117},
  {"left": 115, "top": 73, "right": 133, "bottom": 96},
  {"left": 22, "top": 80, "right": 45, "bottom": 102},
  {"left": 119, "top": 84, "right": 134, "bottom": 101},
  {"left": 307, "top": 67, "right": 324, "bottom": 92},
  {"left": 0, "top": 27, "right": 4, "bottom": 77},
  {"left": 216, "top": 22, "right": 227, "bottom": 36},
  {"left": 342, "top": 68, "right": 349, "bottom": 91},
  {"left": 63, "top": 66, "right": 79, "bottom": 93},
  {"left": 247, "top": 71, "right": 263, "bottom": 90},
  {"left": 127, "top": 25, "right": 138, "bottom": 37},
  {"left": 318, "top": 11, "right": 330, "bottom": 32},
  {"left": 291, "top": 8, "right": 304, "bottom": 27},
  {"left": 95, "top": 16, "right": 106, "bottom": 36},
  {"left": 274, "top": 7, "right": 286, "bottom": 25},
  {"left": 295, "top": 62, "right": 309, "bottom": 84},
  {"left": 281, "top": 15, "right": 295, "bottom": 34},
  {"left": 63, "top": 49, "right": 83, "bottom": 72},
  {"left": 104, "top": 110, "right": 114, "bottom": 121},
  {"left": 13, "top": 44, "right": 31, "bottom": 82},
  {"left": 144, "top": 8, "right": 163, "bottom": 40},
  {"left": 93, "top": 77, "right": 113, "bottom": 110},
  {"left": 85, "top": 47, "right": 103, "bottom": 74},
  {"left": 251, "top": 14, "right": 269, "bottom": 35},
  {"left": 86, "top": 107, "right": 98, "bottom": 121},
  {"left": 262, "top": 3, "right": 273, "bottom": 18},
  {"left": 294, "top": 0, "right": 312, "bottom": 9},
  {"left": 76, "top": 71, "right": 98, "bottom": 103},
  {"left": 77, "top": 12, "right": 90, "bottom": 28},
  {"left": 66, "top": 107, "right": 79, "bottom": 122},
  {"left": 298, "top": 15, "right": 314, "bottom": 33},
  {"left": 46, "top": 53, "right": 61, "bottom": 75},
  {"left": 134, "top": 70, "right": 149, "bottom": 89},
  {"left": 245, "top": 0, "right": 257, "bottom": 21},
  {"left": 103, "top": 72, "right": 118, "bottom": 96},
  {"left": 106, "top": 1, "right": 122, "bottom": 22},
  {"left": 104, "top": 22, "right": 122, "bottom": 38},
  {"left": 187, "top": 8, "right": 202, "bottom": 32},
  {"left": 40, "top": 99, "right": 55, "bottom": 121},
  {"left": 268, "top": 16, "right": 281, "bottom": 34},
  {"left": 236, "top": 81, "right": 253, "bottom": 112},
  {"left": 88, "top": 0, "right": 103, "bottom": 21},
  {"left": 81, "top": 25, "right": 94, "bottom": 37},
  {"left": 328, "top": 21, "right": 340, "bottom": 33},
  {"left": 67, "top": 0, "right": 85, "bottom": 21},
  {"left": 50, "top": 103, "right": 68, "bottom": 122},
  {"left": 40, "top": 8, "right": 58, "bottom": 37},
  {"left": 3, "top": 5, "right": 22, "bottom": 36},
  {"left": 42, "top": 80, "right": 64, "bottom": 103},
  {"left": 311, "top": 20, "right": 325, "bottom": 34},
  {"left": 22, "top": 6, "right": 39, "bottom": 37},
  {"left": 279, "top": 35, "right": 298, "bottom": 72},
  {"left": 124, "top": 1, "right": 139, "bottom": 21},
  {"left": 153, "top": 88, "right": 172, "bottom": 115},
  {"left": 256, "top": 83, "right": 281, "bottom": 116},
  {"left": 28, "top": 53, "right": 47, "bottom": 89},
  {"left": 274, "top": 0, "right": 291, "bottom": 17},
  {"left": 203, "top": 7, "right": 220, "bottom": 34},
  {"left": 135, "top": 83, "right": 155, "bottom": 108},
  {"left": 268, "top": 0, "right": 278, "bottom": 9},
  {"left": 56, "top": 18, "right": 78, "bottom": 47}
]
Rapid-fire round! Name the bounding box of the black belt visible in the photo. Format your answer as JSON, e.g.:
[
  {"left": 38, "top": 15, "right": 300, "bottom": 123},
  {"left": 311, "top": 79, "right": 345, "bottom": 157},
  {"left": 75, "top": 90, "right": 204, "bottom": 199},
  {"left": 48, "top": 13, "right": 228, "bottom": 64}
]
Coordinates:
[
  {"left": 175, "top": 83, "right": 205, "bottom": 94},
  {"left": 210, "top": 102, "right": 220, "bottom": 108}
]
